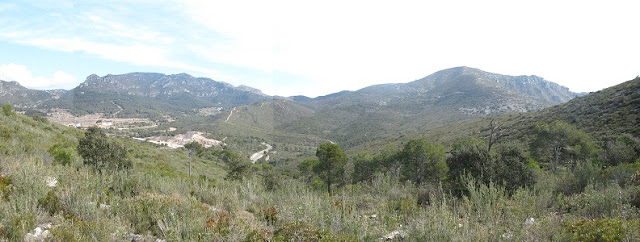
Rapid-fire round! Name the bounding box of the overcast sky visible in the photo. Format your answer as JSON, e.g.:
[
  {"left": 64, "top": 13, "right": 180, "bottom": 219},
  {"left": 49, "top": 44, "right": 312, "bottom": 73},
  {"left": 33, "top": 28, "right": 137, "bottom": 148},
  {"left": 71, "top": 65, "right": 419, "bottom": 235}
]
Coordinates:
[{"left": 0, "top": 0, "right": 638, "bottom": 97}]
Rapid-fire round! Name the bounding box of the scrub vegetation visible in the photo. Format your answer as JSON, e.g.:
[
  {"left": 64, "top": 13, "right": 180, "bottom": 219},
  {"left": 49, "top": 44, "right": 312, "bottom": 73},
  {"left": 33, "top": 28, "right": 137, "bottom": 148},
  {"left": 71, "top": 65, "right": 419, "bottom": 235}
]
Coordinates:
[{"left": 1, "top": 102, "right": 639, "bottom": 241}]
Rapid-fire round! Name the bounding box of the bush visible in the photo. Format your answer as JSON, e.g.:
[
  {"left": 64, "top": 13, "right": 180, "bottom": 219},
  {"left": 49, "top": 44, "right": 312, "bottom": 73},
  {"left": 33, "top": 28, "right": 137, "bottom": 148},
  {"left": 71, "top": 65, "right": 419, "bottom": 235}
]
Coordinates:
[
  {"left": 565, "top": 219, "right": 631, "bottom": 242},
  {"left": 48, "top": 143, "right": 75, "bottom": 166},
  {"left": 561, "top": 183, "right": 623, "bottom": 218},
  {"left": 0, "top": 174, "right": 11, "bottom": 199},
  {"left": 2, "top": 104, "right": 14, "bottom": 117},
  {"left": 38, "top": 190, "right": 64, "bottom": 215}
]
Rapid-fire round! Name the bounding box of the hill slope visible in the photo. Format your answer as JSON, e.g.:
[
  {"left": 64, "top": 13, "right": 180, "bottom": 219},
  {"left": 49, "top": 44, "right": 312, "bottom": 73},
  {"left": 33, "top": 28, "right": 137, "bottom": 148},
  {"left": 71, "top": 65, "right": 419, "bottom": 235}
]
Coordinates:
[{"left": 353, "top": 76, "right": 640, "bottom": 152}]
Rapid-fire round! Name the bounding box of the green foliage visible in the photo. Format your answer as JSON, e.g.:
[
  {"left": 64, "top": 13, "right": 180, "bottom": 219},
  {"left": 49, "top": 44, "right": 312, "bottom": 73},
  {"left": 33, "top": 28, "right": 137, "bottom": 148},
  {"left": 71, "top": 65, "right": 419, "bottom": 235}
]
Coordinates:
[
  {"left": 350, "top": 153, "right": 378, "bottom": 184},
  {"left": 4, "top": 94, "right": 640, "bottom": 241},
  {"left": 184, "top": 141, "right": 205, "bottom": 157},
  {"left": 494, "top": 142, "right": 535, "bottom": 192},
  {"left": 48, "top": 143, "right": 75, "bottom": 166},
  {"left": 261, "top": 164, "right": 281, "bottom": 191},
  {"left": 397, "top": 139, "right": 448, "bottom": 185},
  {"left": 225, "top": 157, "right": 251, "bottom": 181},
  {"left": 1, "top": 213, "right": 35, "bottom": 241},
  {"left": 531, "top": 121, "right": 596, "bottom": 171},
  {"left": 272, "top": 222, "right": 357, "bottom": 242},
  {"left": 315, "top": 142, "right": 348, "bottom": 194},
  {"left": 2, "top": 104, "right": 14, "bottom": 117},
  {"left": 77, "top": 127, "right": 132, "bottom": 172},
  {"left": 565, "top": 218, "right": 635, "bottom": 242},
  {"left": 602, "top": 134, "right": 640, "bottom": 166},
  {"left": 38, "top": 190, "right": 64, "bottom": 215},
  {"left": 561, "top": 183, "right": 625, "bottom": 218},
  {"left": 298, "top": 158, "right": 320, "bottom": 183},
  {"left": 0, "top": 174, "right": 11, "bottom": 199},
  {"left": 244, "top": 229, "right": 270, "bottom": 242},
  {"left": 184, "top": 141, "right": 204, "bottom": 176},
  {"left": 447, "top": 138, "right": 493, "bottom": 194}
]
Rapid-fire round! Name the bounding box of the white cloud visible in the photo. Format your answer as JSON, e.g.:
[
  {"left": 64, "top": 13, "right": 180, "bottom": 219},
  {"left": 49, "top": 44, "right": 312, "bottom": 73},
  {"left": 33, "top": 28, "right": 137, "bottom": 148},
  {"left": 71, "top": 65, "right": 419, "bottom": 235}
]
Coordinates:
[
  {"left": 1, "top": 0, "right": 638, "bottom": 97},
  {"left": 0, "top": 63, "right": 77, "bottom": 89},
  {"left": 178, "top": 0, "right": 640, "bottom": 96}
]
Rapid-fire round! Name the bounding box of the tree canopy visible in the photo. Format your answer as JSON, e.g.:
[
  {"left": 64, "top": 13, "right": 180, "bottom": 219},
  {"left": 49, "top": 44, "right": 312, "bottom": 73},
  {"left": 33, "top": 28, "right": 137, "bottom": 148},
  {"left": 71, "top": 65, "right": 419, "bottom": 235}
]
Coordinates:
[
  {"left": 397, "top": 139, "right": 448, "bottom": 185},
  {"left": 531, "top": 121, "right": 596, "bottom": 171},
  {"left": 77, "top": 126, "right": 132, "bottom": 172}
]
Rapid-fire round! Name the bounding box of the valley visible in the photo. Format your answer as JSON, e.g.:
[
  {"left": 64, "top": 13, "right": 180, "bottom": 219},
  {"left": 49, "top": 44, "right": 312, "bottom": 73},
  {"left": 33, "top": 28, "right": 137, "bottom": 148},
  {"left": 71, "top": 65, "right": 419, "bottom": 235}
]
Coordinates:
[{"left": 1, "top": 67, "right": 639, "bottom": 241}]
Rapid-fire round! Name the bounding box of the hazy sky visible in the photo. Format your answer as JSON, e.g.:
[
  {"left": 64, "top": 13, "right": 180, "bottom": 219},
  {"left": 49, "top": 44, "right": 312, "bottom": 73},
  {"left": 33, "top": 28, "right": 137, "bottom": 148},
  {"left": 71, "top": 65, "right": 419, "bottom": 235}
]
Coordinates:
[{"left": 0, "top": 0, "right": 638, "bottom": 97}]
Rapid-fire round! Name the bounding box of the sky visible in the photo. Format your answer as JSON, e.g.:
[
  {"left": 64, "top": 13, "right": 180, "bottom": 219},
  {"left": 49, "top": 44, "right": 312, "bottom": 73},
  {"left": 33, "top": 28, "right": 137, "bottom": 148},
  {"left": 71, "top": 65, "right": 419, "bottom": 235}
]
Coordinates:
[{"left": 0, "top": 0, "right": 638, "bottom": 97}]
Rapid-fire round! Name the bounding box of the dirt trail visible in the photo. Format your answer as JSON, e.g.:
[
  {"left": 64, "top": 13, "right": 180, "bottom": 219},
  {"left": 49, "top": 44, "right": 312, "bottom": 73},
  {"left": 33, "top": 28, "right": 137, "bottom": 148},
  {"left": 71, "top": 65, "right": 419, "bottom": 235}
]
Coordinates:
[
  {"left": 225, "top": 107, "right": 236, "bottom": 122},
  {"left": 111, "top": 100, "right": 124, "bottom": 117}
]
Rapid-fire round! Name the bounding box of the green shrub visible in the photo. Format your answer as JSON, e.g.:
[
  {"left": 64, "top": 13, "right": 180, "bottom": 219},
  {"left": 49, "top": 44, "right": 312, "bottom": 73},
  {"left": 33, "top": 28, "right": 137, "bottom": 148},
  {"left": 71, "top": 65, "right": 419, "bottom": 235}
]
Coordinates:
[
  {"left": 38, "top": 190, "right": 64, "bottom": 215},
  {"left": 565, "top": 219, "right": 628, "bottom": 241},
  {"left": 628, "top": 185, "right": 640, "bottom": 209},
  {"left": 2, "top": 104, "right": 14, "bottom": 117},
  {"left": 573, "top": 160, "right": 600, "bottom": 191},
  {"left": 48, "top": 143, "right": 75, "bottom": 166},
  {"left": 0, "top": 174, "right": 11, "bottom": 199},
  {"left": 562, "top": 183, "right": 623, "bottom": 218},
  {"left": 601, "top": 162, "right": 640, "bottom": 187},
  {"left": 0, "top": 126, "right": 10, "bottom": 140},
  {"left": 273, "top": 222, "right": 322, "bottom": 241}
]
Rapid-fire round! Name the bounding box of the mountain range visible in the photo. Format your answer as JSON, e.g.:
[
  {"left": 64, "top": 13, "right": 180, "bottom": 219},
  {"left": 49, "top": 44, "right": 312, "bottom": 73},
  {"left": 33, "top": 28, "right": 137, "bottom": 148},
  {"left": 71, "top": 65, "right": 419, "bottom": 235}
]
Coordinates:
[
  {"left": 1, "top": 66, "right": 586, "bottom": 159},
  {"left": 213, "top": 67, "right": 582, "bottom": 148},
  {"left": 1, "top": 73, "right": 271, "bottom": 121}
]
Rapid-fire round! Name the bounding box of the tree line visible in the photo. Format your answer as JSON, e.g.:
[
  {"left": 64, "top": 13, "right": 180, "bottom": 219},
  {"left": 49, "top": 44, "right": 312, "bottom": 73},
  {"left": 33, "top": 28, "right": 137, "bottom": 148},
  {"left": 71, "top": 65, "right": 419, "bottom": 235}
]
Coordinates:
[{"left": 300, "top": 120, "right": 640, "bottom": 196}]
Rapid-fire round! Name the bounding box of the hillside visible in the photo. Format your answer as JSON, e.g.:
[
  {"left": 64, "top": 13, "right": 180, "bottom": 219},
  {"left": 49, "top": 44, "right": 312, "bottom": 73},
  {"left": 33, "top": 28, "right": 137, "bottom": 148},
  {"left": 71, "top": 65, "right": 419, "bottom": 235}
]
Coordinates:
[
  {"left": 539, "top": 76, "right": 640, "bottom": 138},
  {"left": 354, "top": 76, "right": 640, "bottom": 153},
  {"left": 232, "top": 67, "right": 581, "bottom": 149}
]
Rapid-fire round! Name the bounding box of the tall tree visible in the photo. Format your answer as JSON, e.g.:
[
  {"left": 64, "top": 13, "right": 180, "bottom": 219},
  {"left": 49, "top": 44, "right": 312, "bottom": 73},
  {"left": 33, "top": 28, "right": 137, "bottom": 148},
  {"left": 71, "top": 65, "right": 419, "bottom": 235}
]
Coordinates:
[
  {"left": 531, "top": 121, "right": 596, "bottom": 171},
  {"left": 315, "top": 142, "right": 347, "bottom": 194},
  {"left": 397, "top": 139, "right": 448, "bottom": 185}
]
